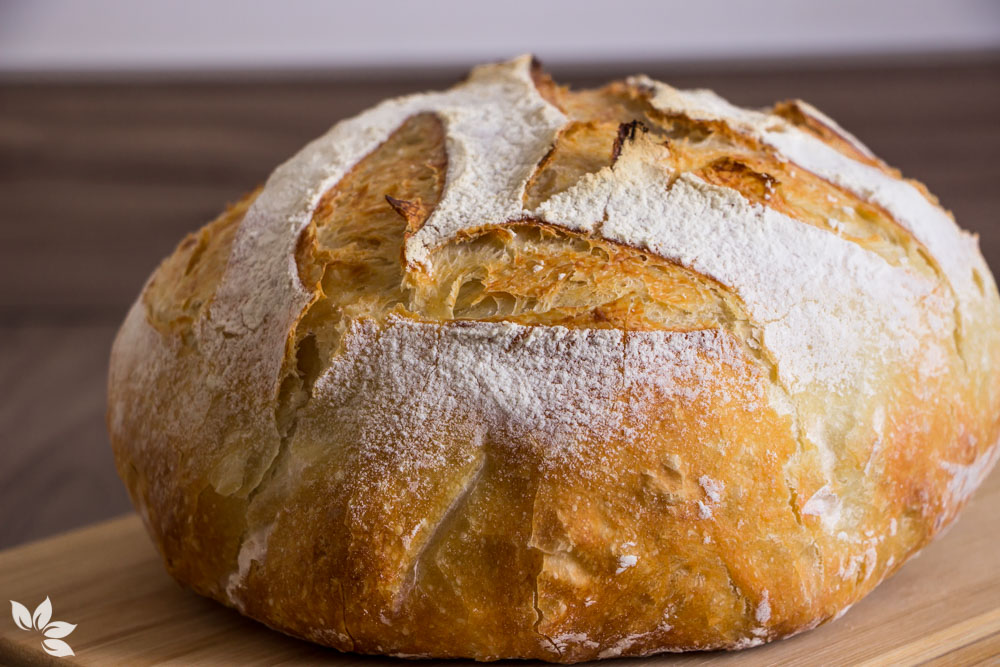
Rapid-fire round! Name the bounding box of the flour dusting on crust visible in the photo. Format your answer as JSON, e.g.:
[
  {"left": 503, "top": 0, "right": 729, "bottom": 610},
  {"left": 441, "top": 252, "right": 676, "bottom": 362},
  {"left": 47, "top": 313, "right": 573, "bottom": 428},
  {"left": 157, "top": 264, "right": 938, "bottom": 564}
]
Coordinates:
[
  {"left": 941, "top": 437, "right": 1000, "bottom": 506},
  {"left": 310, "top": 317, "right": 752, "bottom": 471},
  {"left": 537, "top": 138, "right": 948, "bottom": 394},
  {"left": 207, "top": 55, "right": 968, "bottom": 413},
  {"left": 630, "top": 76, "right": 984, "bottom": 304},
  {"left": 225, "top": 523, "right": 275, "bottom": 607},
  {"left": 208, "top": 55, "right": 565, "bottom": 408}
]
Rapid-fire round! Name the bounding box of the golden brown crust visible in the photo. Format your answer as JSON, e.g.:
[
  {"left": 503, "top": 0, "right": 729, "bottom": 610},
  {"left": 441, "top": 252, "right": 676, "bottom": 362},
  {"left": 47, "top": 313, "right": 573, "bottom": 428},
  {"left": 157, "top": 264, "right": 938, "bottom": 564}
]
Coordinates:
[{"left": 108, "top": 57, "right": 1000, "bottom": 661}]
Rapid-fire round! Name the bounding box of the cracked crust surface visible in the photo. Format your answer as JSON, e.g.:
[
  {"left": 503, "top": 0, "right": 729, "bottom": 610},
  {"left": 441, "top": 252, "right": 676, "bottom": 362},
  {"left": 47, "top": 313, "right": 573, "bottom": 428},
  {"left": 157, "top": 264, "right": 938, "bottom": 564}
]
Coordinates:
[{"left": 108, "top": 56, "right": 1000, "bottom": 661}]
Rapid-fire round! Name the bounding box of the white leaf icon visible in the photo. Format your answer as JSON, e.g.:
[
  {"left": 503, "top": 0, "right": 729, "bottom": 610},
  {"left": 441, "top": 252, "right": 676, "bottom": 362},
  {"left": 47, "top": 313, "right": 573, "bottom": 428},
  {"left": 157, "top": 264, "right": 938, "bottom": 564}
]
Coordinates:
[
  {"left": 32, "top": 597, "right": 52, "bottom": 630},
  {"left": 43, "top": 621, "right": 76, "bottom": 639},
  {"left": 10, "top": 597, "right": 76, "bottom": 656},
  {"left": 42, "top": 638, "right": 75, "bottom": 657},
  {"left": 10, "top": 600, "right": 32, "bottom": 631}
]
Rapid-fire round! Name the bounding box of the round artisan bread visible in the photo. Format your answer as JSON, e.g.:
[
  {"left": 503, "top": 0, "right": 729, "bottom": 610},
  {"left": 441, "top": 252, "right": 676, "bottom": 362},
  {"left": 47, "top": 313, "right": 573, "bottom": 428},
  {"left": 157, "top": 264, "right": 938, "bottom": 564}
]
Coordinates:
[{"left": 107, "top": 55, "right": 1000, "bottom": 661}]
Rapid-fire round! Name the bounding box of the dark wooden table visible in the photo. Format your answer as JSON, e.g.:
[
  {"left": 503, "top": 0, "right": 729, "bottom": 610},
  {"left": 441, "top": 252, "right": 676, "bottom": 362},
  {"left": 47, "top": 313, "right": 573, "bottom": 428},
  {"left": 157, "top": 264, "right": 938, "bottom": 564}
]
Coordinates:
[{"left": 1, "top": 56, "right": 998, "bottom": 549}]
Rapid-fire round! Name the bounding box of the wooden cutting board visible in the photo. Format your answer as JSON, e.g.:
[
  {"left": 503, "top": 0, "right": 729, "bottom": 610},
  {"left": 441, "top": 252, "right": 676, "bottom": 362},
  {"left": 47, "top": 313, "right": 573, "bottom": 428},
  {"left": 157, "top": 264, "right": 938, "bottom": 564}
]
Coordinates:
[{"left": 1, "top": 469, "right": 998, "bottom": 666}]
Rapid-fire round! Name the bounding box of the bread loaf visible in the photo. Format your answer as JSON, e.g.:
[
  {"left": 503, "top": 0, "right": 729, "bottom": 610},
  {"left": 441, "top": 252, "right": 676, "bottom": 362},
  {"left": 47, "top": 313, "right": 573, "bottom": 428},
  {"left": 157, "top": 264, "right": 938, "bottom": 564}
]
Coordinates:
[{"left": 107, "top": 55, "right": 1000, "bottom": 661}]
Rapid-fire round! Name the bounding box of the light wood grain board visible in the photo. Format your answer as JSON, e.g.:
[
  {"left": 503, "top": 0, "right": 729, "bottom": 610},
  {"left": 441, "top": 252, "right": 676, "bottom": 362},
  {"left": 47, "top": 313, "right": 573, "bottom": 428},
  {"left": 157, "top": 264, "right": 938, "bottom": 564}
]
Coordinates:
[{"left": 0, "top": 470, "right": 998, "bottom": 666}]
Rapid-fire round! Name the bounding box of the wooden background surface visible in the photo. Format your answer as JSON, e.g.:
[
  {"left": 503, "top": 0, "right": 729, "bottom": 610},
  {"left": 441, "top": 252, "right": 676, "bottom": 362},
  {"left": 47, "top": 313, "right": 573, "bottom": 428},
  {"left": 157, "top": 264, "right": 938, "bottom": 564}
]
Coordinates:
[{"left": 1, "top": 56, "right": 999, "bottom": 549}]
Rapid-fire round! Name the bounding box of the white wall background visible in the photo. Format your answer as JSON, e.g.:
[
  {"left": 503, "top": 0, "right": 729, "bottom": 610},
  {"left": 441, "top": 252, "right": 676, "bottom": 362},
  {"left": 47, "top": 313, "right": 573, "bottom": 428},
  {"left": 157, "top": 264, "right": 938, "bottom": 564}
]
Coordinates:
[{"left": 1, "top": 0, "right": 998, "bottom": 72}]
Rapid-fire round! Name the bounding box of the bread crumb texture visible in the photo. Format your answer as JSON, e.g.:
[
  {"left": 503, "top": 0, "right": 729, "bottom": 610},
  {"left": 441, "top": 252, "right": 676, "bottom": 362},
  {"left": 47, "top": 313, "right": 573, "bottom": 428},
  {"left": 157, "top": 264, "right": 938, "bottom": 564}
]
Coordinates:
[{"left": 107, "top": 55, "right": 1000, "bottom": 661}]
